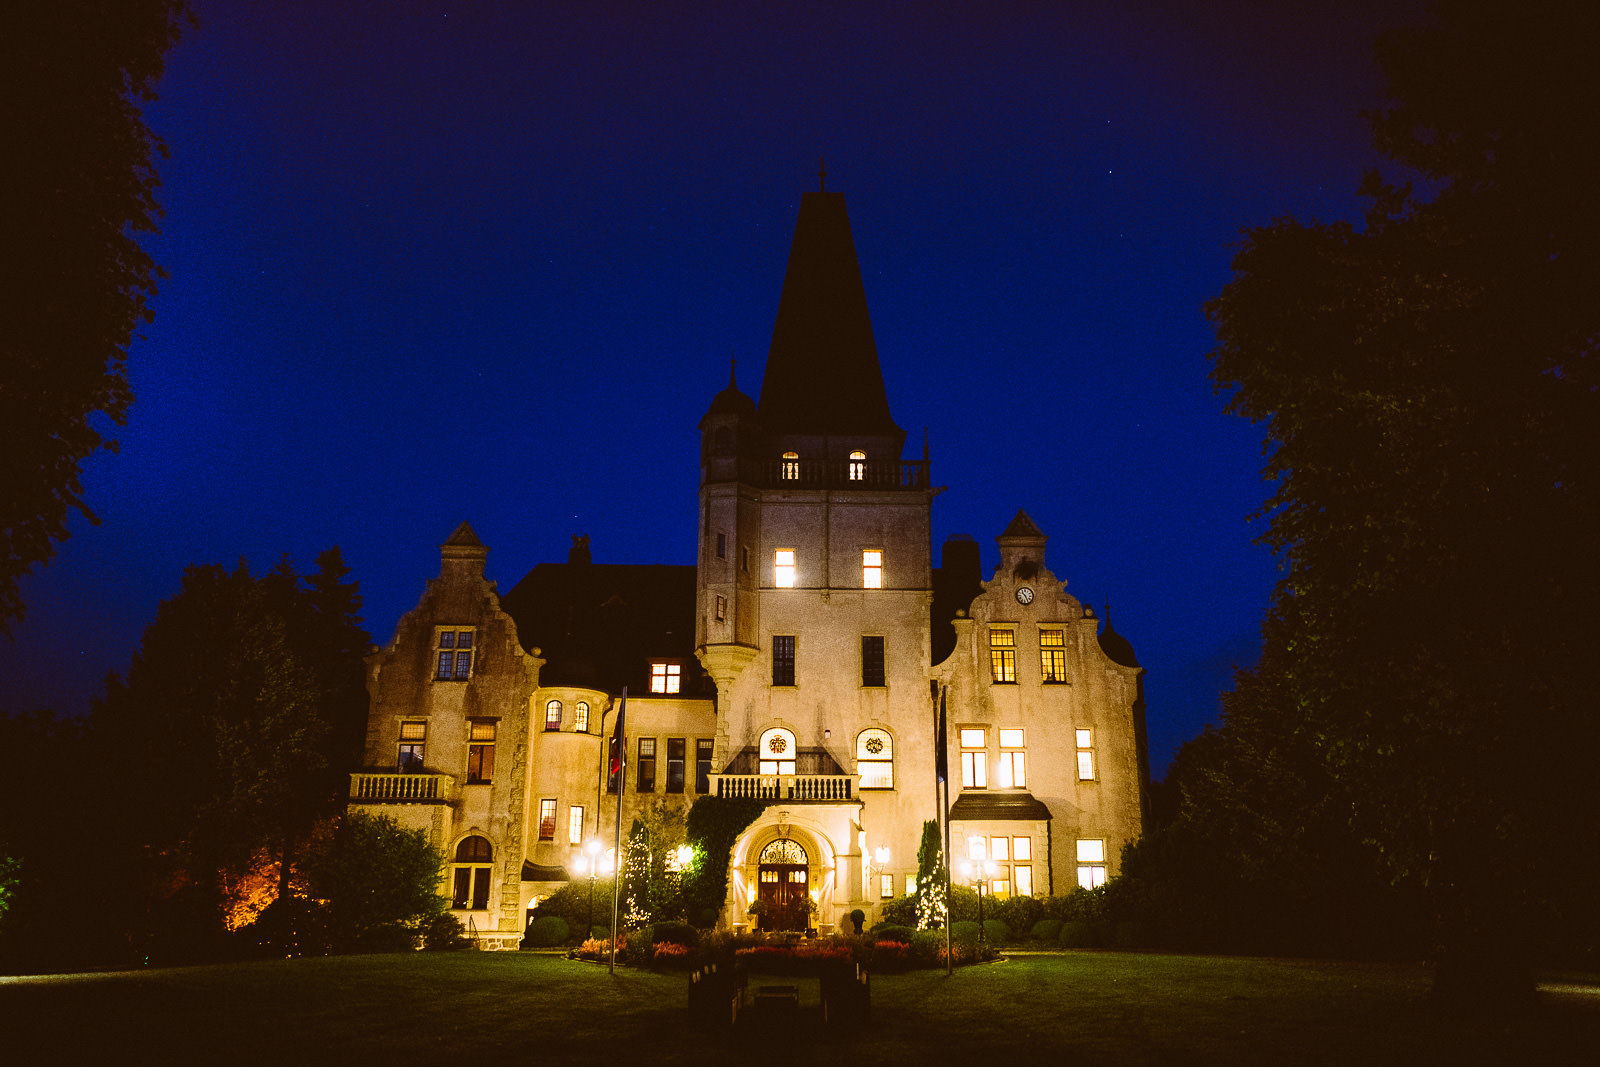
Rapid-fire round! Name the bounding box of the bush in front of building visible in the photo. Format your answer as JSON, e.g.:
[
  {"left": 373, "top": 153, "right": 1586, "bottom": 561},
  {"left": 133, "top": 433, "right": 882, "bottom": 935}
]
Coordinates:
[
  {"left": 529, "top": 877, "right": 615, "bottom": 940},
  {"left": 1060, "top": 919, "right": 1110, "bottom": 948},
  {"left": 950, "top": 920, "right": 980, "bottom": 944},
  {"left": 650, "top": 920, "right": 698, "bottom": 947},
  {"left": 423, "top": 913, "right": 470, "bottom": 951},
  {"left": 879, "top": 895, "right": 918, "bottom": 927},
  {"left": 523, "top": 916, "right": 569, "bottom": 948},
  {"left": 982, "top": 919, "right": 1010, "bottom": 944},
  {"left": 872, "top": 924, "right": 916, "bottom": 944},
  {"left": 1029, "top": 918, "right": 1063, "bottom": 943}
]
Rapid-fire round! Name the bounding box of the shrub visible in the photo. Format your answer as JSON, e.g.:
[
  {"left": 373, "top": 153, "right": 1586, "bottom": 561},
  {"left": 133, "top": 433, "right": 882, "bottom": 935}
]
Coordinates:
[
  {"left": 872, "top": 940, "right": 914, "bottom": 971},
  {"left": 982, "top": 919, "right": 1009, "bottom": 944},
  {"left": 242, "top": 896, "right": 332, "bottom": 958},
  {"left": 880, "top": 895, "right": 917, "bottom": 926},
  {"left": 950, "top": 920, "right": 980, "bottom": 944},
  {"left": 626, "top": 926, "right": 652, "bottom": 961},
  {"left": 651, "top": 920, "right": 698, "bottom": 947},
  {"left": 524, "top": 916, "right": 569, "bottom": 948},
  {"left": 423, "top": 913, "right": 469, "bottom": 951},
  {"left": 1060, "top": 920, "right": 1107, "bottom": 948},
  {"left": 650, "top": 941, "right": 693, "bottom": 967},
  {"left": 872, "top": 924, "right": 915, "bottom": 944},
  {"left": 992, "top": 894, "right": 1044, "bottom": 933},
  {"left": 848, "top": 908, "right": 866, "bottom": 933},
  {"left": 910, "top": 929, "right": 946, "bottom": 965},
  {"left": 531, "top": 879, "right": 615, "bottom": 931},
  {"left": 1030, "top": 918, "right": 1063, "bottom": 943},
  {"left": 573, "top": 937, "right": 611, "bottom": 961}
]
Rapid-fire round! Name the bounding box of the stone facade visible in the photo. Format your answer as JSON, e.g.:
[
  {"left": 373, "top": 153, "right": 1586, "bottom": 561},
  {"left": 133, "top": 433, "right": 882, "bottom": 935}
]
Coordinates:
[{"left": 350, "top": 190, "right": 1148, "bottom": 945}]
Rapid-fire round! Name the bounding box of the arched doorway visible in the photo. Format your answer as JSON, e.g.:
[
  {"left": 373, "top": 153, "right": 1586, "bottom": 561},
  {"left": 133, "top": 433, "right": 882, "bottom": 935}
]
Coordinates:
[{"left": 757, "top": 838, "right": 809, "bottom": 931}]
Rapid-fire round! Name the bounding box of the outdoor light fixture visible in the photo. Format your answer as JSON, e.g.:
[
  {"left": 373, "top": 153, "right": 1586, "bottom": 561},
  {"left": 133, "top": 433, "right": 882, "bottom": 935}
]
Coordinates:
[
  {"left": 874, "top": 846, "right": 891, "bottom": 864},
  {"left": 670, "top": 844, "right": 694, "bottom": 872}
]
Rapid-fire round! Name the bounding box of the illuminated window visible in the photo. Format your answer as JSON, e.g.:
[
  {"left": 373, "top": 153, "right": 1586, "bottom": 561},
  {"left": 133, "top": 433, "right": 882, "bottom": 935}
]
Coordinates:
[
  {"left": 1076, "top": 729, "right": 1095, "bottom": 781},
  {"left": 967, "top": 835, "right": 987, "bottom": 861},
  {"left": 861, "top": 635, "right": 885, "bottom": 687},
  {"left": 758, "top": 727, "right": 797, "bottom": 775},
  {"left": 435, "top": 629, "right": 474, "bottom": 680},
  {"left": 781, "top": 451, "right": 800, "bottom": 479},
  {"left": 467, "top": 721, "right": 495, "bottom": 783},
  {"left": 856, "top": 728, "right": 893, "bottom": 789},
  {"left": 539, "top": 799, "right": 557, "bottom": 841},
  {"left": 990, "top": 837, "right": 1009, "bottom": 861},
  {"left": 398, "top": 721, "right": 426, "bottom": 772},
  {"left": 862, "top": 549, "right": 882, "bottom": 588},
  {"left": 772, "top": 635, "right": 796, "bottom": 686},
  {"left": 960, "top": 728, "right": 987, "bottom": 789},
  {"left": 1014, "top": 836, "right": 1031, "bottom": 862},
  {"left": 1040, "top": 628, "right": 1067, "bottom": 683},
  {"left": 880, "top": 873, "right": 894, "bottom": 899},
  {"left": 452, "top": 836, "right": 493, "bottom": 910},
  {"left": 544, "top": 699, "right": 562, "bottom": 731},
  {"left": 905, "top": 873, "right": 917, "bottom": 896},
  {"left": 1015, "top": 864, "right": 1033, "bottom": 896},
  {"left": 849, "top": 450, "right": 866, "bottom": 481},
  {"left": 774, "top": 548, "right": 796, "bottom": 587},
  {"left": 574, "top": 701, "right": 589, "bottom": 732},
  {"left": 998, "top": 728, "right": 1025, "bottom": 788},
  {"left": 636, "top": 738, "right": 656, "bottom": 792},
  {"left": 1077, "top": 839, "right": 1107, "bottom": 889},
  {"left": 695, "top": 739, "right": 714, "bottom": 793},
  {"left": 992, "top": 875, "right": 1011, "bottom": 899},
  {"left": 568, "top": 805, "right": 584, "bottom": 845},
  {"left": 651, "top": 662, "right": 681, "bottom": 694},
  {"left": 989, "top": 628, "right": 1016, "bottom": 683},
  {"left": 715, "top": 594, "right": 727, "bottom": 621},
  {"left": 667, "top": 738, "right": 686, "bottom": 792}
]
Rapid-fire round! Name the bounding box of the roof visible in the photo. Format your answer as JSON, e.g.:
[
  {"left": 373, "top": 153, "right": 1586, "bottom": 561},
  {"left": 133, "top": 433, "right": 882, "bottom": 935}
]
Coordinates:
[
  {"left": 499, "top": 561, "right": 713, "bottom": 697},
  {"left": 704, "top": 361, "right": 758, "bottom": 419},
  {"left": 757, "top": 192, "right": 901, "bottom": 437},
  {"left": 1098, "top": 605, "right": 1141, "bottom": 669},
  {"left": 998, "top": 509, "right": 1046, "bottom": 541},
  {"left": 948, "top": 792, "right": 1053, "bottom": 821},
  {"left": 521, "top": 861, "right": 570, "bottom": 882},
  {"left": 443, "top": 521, "right": 486, "bottom": 548}
]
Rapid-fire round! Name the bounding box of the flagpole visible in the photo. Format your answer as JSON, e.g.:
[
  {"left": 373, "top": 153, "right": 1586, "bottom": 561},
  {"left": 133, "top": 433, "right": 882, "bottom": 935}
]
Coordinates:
[{"left": 609, "top": 688, "right": 627, "bottom": 974}]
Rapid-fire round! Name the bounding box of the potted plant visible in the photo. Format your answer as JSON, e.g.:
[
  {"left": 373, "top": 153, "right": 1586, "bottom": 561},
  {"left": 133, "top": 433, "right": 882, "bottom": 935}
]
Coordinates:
[
  {"left": 747, "top": 899, "right": 769, "bottom": 931},
  {"left": 805, "top": 896, "right": 820, "bottom": 938}
]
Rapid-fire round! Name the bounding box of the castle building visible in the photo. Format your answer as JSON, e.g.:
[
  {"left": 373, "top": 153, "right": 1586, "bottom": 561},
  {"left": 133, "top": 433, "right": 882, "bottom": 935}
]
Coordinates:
[{"left": 353, "top": 189, "right": 1148, "bottom": 948}]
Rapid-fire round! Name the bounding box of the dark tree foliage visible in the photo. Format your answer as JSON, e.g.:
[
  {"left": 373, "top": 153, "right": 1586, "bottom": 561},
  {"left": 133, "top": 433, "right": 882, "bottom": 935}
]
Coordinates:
[
  {"left": 93, "top": 551, "right": 369, "bottom": 957},
  {"left": 1201, "top": 1, "right": 1600, "bottom": 1002},
  {"left": 309, "top": 811, "right": 447, "bottom": 953},
  {"left": 1, "top": 2, "right": 191, "bottom": 631}
]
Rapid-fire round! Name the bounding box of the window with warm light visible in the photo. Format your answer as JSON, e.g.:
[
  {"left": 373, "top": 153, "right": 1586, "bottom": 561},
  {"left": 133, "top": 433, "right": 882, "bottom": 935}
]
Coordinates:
[
  {"left": 989, "top": 628, "right": 1016, "bottom": 683},
  {"left": 1077, "top": 839, "right": 1107, "bottom": 888},
  {"left": 539, "top": 799, "right": 557, "bottom": 840},
  {"left": 1040, "top": 628, "right": 1067, "bottom": 683},
  {"left": 650, "top": 662, "right": 681, "bottom": 694},
  {"left": 452, "top": 836, "right": 492, "bottom": 910},
  {"left": 1014, "top": 836, "right": 1033, "bottom": 896},
  {"left": 862, "top": 549, "right": 882, "bottom": 588},
  {"left": 781, "top": 451, "right": 799, "bottom": 479},
  {"left": 466, "top": 721, "right": 495, "bottom": 783},
  {"left": 758, "top": 727, "right": 797, "bottom": 775},
  {"left": 849, "top": 450, "right": 866, "bottom": 480},
  {"left": 544, "top": 699, "right": 562, "bottom": 731},
  {"left": 960, "top": 728, "right": 987, "bottom": 788},
  {"left": 435, "top": 629, "right": 474, "bottom": 680},
  {"left": 861, "top": 635, "right": 885, "bottom": 687},
  {"left": 856, "top": 728, "right": 893, "bottom": 788},
  {"left": 905, "top": 873, "right": 917, "bottom": 896},
  {"left": 398, "top": 721, "right": 426, "bottom": 772},
  {"left": 574, "top": 701, "right": 589, "bottom": 732},
  {"left": 568, "top": 805, "right": 584, "bottom": 845},
  {"left": 772, "top": 635, "right": 796, "bottom": 686},
  {"left": 774, "top": 548, "right": 796, "bottom": 588},
  {"left": 1076, "top": 728, "right": 1096, "bottom": 780},
  {"left": 715, "top": 594, "right": 727, "bottom": 621},
  {"left": 998, "top": 728, "right": 1025, "bottom": 788},
  {"left": 636, "top": 738, "right": 656, "bottom": 792},
  {"left": 880, "top": 873, "right": 894, "bottom": 899}
]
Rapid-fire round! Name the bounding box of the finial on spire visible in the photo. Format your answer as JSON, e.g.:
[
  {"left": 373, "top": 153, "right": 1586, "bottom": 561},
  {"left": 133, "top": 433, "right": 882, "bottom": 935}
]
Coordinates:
[
  {"left": 819, "top": 156, "right": 827, "bottom": 192},
  {"left": 729, "top": 354, "right": 738, "bottom": 389}
]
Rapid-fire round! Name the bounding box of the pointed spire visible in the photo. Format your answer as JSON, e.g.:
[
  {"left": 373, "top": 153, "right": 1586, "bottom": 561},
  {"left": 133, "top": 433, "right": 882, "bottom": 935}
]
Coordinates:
[
  {"left": 441, "top": 521, "right": 488, "bottom": 577},
  {"left": 999, "top": 509, "right": 1046, "bottom": 541},
  {"left": 758, "top": 192, "right": 901, "bottom": 438},
  {"left": 444, "top": 521, "right": 485, "bottom": 548},
  {"left": 1098, "top": 601, "right": 1141, "bottom": 668}
]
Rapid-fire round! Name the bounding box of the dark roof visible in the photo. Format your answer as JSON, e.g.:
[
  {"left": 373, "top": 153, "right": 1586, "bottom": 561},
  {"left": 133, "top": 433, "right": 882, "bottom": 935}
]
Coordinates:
[
  {"left": 522, "top": 861, "right": 570, "bottom": 882},
  {"left": 704, "top": 361, "right": 758, "bottom": 419},
  {"left": 444, "top": 521, "right": 485, "bottom": 547},
  {"left": 1098, "top": 605, "right": 1141, "bottom": 669},
  {"left": 948, "top": 792, "right": 1053, "bottom": 821},
  {"left": 999, "top": 509, "right": 1045, "bottom": 541},
  {"left": 757, "top": 192, "right": 901, "bottom": 437},
  {"left": 499, "top": 561, "right": 713, "bottom": 697}
]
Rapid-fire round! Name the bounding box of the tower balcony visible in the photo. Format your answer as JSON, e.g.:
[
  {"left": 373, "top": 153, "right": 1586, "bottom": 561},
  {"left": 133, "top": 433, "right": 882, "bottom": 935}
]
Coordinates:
[
  {"left": 349, "top": 772, "right": 458, "bottom": 803},
  {"left": 708, "top": 773, "right": 859, "bottom": 802},
  {"left": 760, "top": 458, "right": 927, "bottom": 490}
]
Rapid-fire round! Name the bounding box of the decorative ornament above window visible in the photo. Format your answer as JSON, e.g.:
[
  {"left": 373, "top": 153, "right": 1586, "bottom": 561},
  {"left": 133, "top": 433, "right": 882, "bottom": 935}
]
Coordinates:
[
  {"left": 759, "top": 838, "right": 807, "bottom": 865},
  {"left": 767, "top": 734, "right": 788, "bottom": 755},
  {"left": 865, "top": 736, "right": 884, "bottom": 755}
]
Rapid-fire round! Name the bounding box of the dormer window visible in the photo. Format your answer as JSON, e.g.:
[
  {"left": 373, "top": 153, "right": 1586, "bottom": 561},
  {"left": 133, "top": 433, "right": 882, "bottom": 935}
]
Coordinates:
[
  {"left": 651, "top": 662, "right": 681, "bottom": 694},
  {"left": 781, "top": 451, "right": 800, "bottom": 480},
  {"left": 436, "top": 629, "right": 474, "bottom": 680},
  {"left": 849, "top": 450, "right": 866, "bottom": 481}
]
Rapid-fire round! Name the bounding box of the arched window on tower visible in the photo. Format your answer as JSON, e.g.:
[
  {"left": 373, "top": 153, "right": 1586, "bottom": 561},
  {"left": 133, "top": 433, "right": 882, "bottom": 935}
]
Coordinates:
[
  {"left": 849, "top": 450, "right": 866, "bottom": 481},
  {"left": 452, "top": 836, "right": 493, "bottom": 910},
  {"left": 857, "top": 728, "right": 894, "bottom": 788},
  {"left": 781, "top": 451, "right": 800, "bottom": 480},
  {"left": 544, "top": 700, "right": 562, "bottom": 731}
]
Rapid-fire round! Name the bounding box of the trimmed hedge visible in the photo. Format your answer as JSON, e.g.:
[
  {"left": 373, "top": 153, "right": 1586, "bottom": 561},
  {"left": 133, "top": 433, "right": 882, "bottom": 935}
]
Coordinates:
[
  {"left": 951, "top": 920, "right": 980, "bottom": 944},
  {"left": 651, "top": 921, "right": 698, "bottom": 946},
  {"left": 981, "top": 919, "right": 1010, "bottom": 944},
  {"left": 1030, "top": 918, "right": 1063, "bottom": 942},
  {"left": 524, "top": 916, "right": 570, "bottom": 947},
  {"left": 872, "top": 924, "right": 916, "bottom": 944}
]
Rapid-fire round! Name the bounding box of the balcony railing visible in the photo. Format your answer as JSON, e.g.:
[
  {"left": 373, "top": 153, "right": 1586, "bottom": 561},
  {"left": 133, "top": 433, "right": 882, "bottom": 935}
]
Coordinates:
[
  {"left": 709, "top": 774, "right": 857, "bottom": 801},
  {"left": 350, "top": 772, "right": 458, "bottom": 803},
  {"left": 763, "top": 459, "right": 928, "bottom": 490}
]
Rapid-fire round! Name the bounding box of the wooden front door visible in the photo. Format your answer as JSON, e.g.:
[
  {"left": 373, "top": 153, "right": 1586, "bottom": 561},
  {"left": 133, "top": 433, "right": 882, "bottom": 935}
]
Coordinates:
[{"left": 758, "top": 864, "right": 808, "bottom": 931}]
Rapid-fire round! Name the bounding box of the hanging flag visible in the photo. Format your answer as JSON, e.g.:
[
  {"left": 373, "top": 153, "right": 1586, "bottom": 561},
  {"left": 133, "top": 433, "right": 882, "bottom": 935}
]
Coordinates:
[
  {"left": 609, "top": 690, "right": 628, "bottom": 779},
  {"left": 935, "top": 684, "right": 948, "bottom": 784}
]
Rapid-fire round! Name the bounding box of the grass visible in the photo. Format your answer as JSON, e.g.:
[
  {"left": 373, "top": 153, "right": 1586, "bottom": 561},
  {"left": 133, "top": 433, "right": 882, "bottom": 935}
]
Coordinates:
[{"left": 5, "top": 949, "right": 1598, "bottom": 1065}]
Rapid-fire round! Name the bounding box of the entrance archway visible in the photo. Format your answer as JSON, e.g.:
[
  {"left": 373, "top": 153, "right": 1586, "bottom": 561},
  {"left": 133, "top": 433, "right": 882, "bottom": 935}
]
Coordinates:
[{"left": 757, "top": 838, "right": 809, "bottom": 931}]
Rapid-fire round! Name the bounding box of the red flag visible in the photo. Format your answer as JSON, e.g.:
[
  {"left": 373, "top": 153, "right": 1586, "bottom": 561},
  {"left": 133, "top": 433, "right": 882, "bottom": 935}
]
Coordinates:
[{"left": 609, "top": 689, "right": 627, "bottom": 778}]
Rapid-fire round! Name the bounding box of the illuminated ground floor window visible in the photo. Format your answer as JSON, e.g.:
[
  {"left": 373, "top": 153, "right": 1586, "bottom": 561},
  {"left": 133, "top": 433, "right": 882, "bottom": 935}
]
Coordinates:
[{"left": 1077, "top": 838, "right": 1107, "bottom": 889}]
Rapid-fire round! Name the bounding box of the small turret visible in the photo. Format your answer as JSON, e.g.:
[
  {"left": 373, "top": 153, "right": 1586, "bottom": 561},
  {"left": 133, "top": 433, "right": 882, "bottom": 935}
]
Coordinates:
[
  {"left": 996, "top": 509, "right": 1047, "bottom": 580},
  {"left": 440, "top": 521, "right": 488, "bottom": 580},
  {"left": 699, "top": 360, "right": 761, "bottom": 486}
]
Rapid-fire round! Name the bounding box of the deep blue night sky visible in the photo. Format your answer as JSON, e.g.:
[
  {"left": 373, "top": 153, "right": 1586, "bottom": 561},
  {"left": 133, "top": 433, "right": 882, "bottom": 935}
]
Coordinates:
[{"left": 1, "top": 1, "right": 1426, "bottom": 775}]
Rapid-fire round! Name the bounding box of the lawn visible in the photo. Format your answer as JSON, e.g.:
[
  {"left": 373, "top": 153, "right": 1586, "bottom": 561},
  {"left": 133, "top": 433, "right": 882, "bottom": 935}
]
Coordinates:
[{"left": 5, "top": 950, "right": 1597, "bottom": 1066}]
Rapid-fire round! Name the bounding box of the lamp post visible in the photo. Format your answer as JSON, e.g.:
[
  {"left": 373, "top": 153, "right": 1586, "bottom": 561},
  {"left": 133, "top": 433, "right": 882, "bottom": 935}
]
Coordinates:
[
  {"left": 583, "top": 838, "right": 601, "bottom": 936},
  {"left": 960, "top": 859, "right": 996, "bottom": 951}
]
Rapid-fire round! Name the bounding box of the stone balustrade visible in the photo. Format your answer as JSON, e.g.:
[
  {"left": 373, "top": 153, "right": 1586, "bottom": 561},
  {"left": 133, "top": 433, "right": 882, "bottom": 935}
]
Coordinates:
[
  {"left": 709, "top": 774, "right": 857, "bottom": 801},
  {"left": 349, "top": 772, "right": 458, "bottom": 803}
]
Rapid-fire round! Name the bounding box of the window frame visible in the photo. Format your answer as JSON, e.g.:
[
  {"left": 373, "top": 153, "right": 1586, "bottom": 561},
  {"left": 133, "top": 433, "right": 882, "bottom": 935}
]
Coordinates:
[
  {"left": 1039, "top": 627, "right": 1068, "bottom": 683},
  {"left": 774, "top": 548, "right": 796, "bottom": 588},
  {"left": 849, "top": 450, "right": 867, "bottom": 481},
  {"left": 666, "top": 738, "right": 686, "bottom": 793},
  {"left": 695, "top": 738, "right": 714, "bottom": 793},
  {"left": 650, "top": 662, "right": 682, "bottom": 694},
  {"left": 544, "top": 699, "right": 562, "bottom": 731},
  {"left": 466, "top": 721, "right": 496, "bottom": 784},
  {"left": 568, "top": 805, "right": 585, "bottom": 845},
  {"left": 435, "top": 628, "right": 475, "bottom": 681},
  {"left": 860, "top": 634, "right": 886, "bottom": 687},
  {"left": 856, "top": 728, "right": 894, "bottom": 789},
  {"left": 538, "top": 799, "right": 558, "bottom": 841},
  {"left": 862, "top": 548, "right": 882, "bottom": 588},
  {"left": 959, "top": 727, "right": 988, "bottom": 789},
  {"left": 998, "top": 728, "right": 1025, "bottom": 788},
  {"left": 1076, "top": 728, "right": 1096, "bottom": 781},
  {"left": 989, "top": 627, "right": 1016, "bottom": 684},
  {"left": 772, "top": 634, "right": 796, "bottom": 687},
  {"left": 573, "top": 701, "right": 590, "bottom": 733},
  {"left": 636, "top": 737, "right": 657, "bottom": 793},
  {"left": 398, "top": 720, "right": 426, "bottom": 773}
]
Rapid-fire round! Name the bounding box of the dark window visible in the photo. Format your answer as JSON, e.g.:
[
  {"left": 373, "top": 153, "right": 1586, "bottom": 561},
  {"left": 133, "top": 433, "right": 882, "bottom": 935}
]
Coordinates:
[
  {"left": 456, "top": 836, "right": 492, "bottom": 863},
  {"left": 637, "top": 738, "right": 656, "bottom": 792},
  {"left": 862, "top": 636, "right": 886, "bottom": 687},
  {"left": 667, "top": 738, "right": 686, "bottom": 793},
  {"left": 741, "top": 546, "right": 750, "bottom": 573},
  {"left": 715, "top": 594, "right": 727, "bottom": 620},
  {"left": 716, "top": 532, "right": 726, "bottom": 558},
  {"left": 436, "top": 629, "right": 473, "bottom": 680},
  {"left": 452, "top": 836, "right": 494, "bottom": 909},
  {"left": 772, "top": 635, "right": 796, "bottom": 686},
  {"left": 695, "top": 739, "right": 714, "bottom": 793}
]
